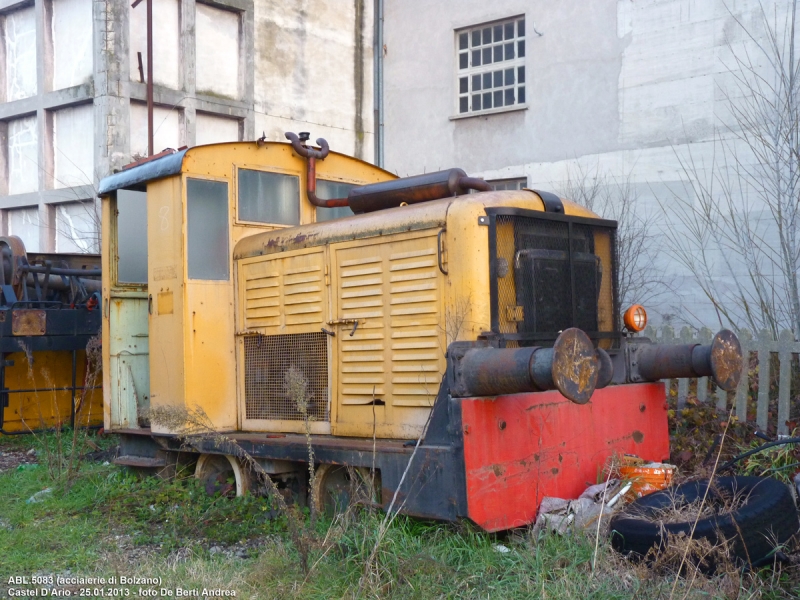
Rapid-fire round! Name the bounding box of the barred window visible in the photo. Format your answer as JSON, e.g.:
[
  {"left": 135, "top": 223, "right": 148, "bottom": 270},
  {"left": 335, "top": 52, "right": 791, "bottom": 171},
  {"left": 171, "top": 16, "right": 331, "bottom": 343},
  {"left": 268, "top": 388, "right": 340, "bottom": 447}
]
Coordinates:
[
  {"left": 456, "top": 16, "right": 526, "bottom": 115},
  {"left": 488, "top": 177, "right": 527, "bottom": 191}
]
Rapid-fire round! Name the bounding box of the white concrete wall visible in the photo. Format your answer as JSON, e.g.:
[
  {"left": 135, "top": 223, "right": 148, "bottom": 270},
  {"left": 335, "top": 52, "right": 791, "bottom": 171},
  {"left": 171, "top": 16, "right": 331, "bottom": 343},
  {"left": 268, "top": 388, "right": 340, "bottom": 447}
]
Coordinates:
[
  {"left": 196, "top": 3, "right": 241, "bottom": 99},
  {"left": 3, "top": 6, "right": 37, "bottom": 101},
  {"left": 8, "top": 206, "right": 40, "bottom": 252},
  {"left": 55, "top": 201, "right": 99, "bottom": 253},
  {"left": 253, "top": 0, "right": 374, "bottom": 160},
  {"left": 383, "top": 0, "right": 798, "bottom": 328},
  {"left": 52, "top": 0, "right": 94, "bottom": 90},
  {"left": 196, "top": 113, "right": 240, "bottom": 145},
  {"left": 53, "top": 103, "right": 95, "bottom": 188},
  {"left": 128, "top": 0, "right": 180, "bottom": 89},
  {"left": 1, "top": 0, "right": 375, "bottom": 255},
  {"left": 7, "top": 115, "right": 38, "bottom": 194},
  {"left": 130, "top": 102, "right": 182, "bottom": 156}
]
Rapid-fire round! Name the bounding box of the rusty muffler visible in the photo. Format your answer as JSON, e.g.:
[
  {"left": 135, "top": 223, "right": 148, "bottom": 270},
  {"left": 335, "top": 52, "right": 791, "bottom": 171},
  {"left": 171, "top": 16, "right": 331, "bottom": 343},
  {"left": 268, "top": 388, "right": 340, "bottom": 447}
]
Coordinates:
[
  {"left": 347, "top": 169, "right": 491, "bottom": 213},
  {"left": 459, "top": 328, "right": 600, "bottom": 404},
  {"left": 285, "top": 131, "right": 491, "bottom": 212},
  {"left": 633, "top": 329, "right": 742, "bottom": 391}
]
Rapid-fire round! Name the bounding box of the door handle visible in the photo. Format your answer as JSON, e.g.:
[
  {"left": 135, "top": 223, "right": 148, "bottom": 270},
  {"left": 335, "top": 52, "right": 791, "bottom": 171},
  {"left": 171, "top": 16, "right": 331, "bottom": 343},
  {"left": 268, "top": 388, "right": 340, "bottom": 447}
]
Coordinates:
[{"left": 327, "top": 318, "right": 360, "bottom": 336}]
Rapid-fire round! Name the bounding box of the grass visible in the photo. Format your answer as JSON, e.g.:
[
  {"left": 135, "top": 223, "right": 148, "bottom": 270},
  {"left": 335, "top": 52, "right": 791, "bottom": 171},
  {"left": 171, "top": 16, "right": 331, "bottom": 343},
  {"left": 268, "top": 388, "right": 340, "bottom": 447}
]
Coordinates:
[{"left": 1, "top": 434, "right": 799, "bottom": 599}]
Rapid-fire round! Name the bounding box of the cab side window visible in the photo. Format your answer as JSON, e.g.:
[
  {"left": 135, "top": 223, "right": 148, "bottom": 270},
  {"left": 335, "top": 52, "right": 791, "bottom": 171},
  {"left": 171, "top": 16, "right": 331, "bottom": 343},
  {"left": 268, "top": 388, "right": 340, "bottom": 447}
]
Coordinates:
[
  {"left": 116, "top": 190, "right": 148, "bottom": 284},
  {"left": 187, "top": 178, "right": 229, "bottom": 280},
  {"left": 238, "top": 169, "right": 300, "bottom": 225}
]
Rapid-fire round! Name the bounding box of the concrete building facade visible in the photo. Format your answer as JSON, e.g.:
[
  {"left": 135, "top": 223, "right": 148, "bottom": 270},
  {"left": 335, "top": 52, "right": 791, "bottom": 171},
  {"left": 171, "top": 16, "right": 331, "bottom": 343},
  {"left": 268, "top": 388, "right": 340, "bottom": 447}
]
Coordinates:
[
  {"left": 0, "top": 0, "right": 374, "bottom": 253},
  {"left": 382, "top": 0, "right": 798, "bottom": 328}
]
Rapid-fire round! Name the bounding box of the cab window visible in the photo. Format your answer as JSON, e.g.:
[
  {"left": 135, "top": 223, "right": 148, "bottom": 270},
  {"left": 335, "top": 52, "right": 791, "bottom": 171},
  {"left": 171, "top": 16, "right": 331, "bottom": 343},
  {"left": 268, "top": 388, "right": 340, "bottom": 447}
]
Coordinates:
[
  {"left": 238, "top": 169, "right": 300, "bottom": 225},
  {"left": 187, "top": 178, "right": 229, "bottom": 280},
  {"left": 116, "top": 190, "right": 148, "bottom": 284}
]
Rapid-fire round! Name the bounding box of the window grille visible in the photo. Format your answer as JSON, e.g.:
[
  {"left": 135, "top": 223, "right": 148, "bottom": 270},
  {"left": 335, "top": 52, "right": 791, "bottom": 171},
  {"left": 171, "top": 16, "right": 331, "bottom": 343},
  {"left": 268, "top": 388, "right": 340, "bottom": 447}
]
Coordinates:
[
  {"left": 244, "top": 332, "right": 329, "bottom": 422},
  {"left": 485, "top": 208, "right": 620, "bottom": 347},
  {"left": 456, "top": 16, "right": 526, "bottom": 115},
  {"left": 488, "top": 177, "right": 527, "bottom": 191}
]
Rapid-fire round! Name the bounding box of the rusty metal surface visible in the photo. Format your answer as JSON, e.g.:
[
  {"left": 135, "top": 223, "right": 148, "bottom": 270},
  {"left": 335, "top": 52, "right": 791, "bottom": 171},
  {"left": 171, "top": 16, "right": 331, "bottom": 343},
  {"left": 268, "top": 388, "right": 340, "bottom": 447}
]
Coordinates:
[
  {"left": 285, "top": 133, "right": 350, "bottom": 208},
  {"left": 0, "top": 236, "right": 27, "bottom": 300},
  {"left": 12, "top": 310, "right": 46, "bottom": 336},
  {"left": 454, "top": 328, "right": 599, "bottom": 404},
  {"left": 634, "top": 329, "right": 742, "bottom": 391},
  {"left": 551, "top": 328, "right": 599, "bottom": 404},
  {"left": 596, "top": 348, "right": 614, "bottom": 389},
  {"left": 286, "top": 132, "right": 490, "bottom": 213},
  {"left": 637, "top": 343, "right": 697, "bottom": 381},
  {"left": 456, "top": 176, "right": 492, "bottom": 193},
  {"left": 460, "top": 346, "right": 540, "bottom": 397},
  {"left": 461, "top": 382, "right": 670, "bottom": 532},
  {"left": 285, "top": 132, "right": 330, "bottom": 160},
  {"left": 349, "top": 169, "right": 470, "bottom": 213},
  {"left": 709, "top": 329, "right": 743, "bottom": 391},
  {"left": 114, "top": 455, "right": 166, "bottom": 468},
  {"left": 99, "top": 149, "right": 187, "bottom": 194}
]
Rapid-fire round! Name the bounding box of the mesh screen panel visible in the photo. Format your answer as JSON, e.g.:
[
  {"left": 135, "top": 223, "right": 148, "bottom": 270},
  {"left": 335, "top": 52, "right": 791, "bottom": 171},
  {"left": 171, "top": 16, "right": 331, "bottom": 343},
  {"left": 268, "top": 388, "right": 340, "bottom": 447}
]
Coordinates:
[
  {"left": 244, "top": 332, "right": 329, "bottom": 421},
  {"left": 493, "top": 214, "right": 618, "bottom": 346}
]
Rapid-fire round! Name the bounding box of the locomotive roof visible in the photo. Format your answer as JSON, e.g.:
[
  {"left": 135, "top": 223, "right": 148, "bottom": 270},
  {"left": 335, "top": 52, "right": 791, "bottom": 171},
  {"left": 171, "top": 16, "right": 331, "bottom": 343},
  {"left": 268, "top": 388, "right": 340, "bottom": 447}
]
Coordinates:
[
  {"left": 97, "top": 141, "right": 393, "bottom": 195},
  {"left": 233, "top": 190, "right": 606, "bottom": 261}
]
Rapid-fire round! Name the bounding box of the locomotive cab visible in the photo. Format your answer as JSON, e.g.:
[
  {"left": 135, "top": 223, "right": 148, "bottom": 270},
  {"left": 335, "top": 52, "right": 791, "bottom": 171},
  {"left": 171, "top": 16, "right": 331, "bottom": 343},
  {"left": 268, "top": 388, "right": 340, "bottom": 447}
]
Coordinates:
[{"left": 99, "top": 142, "right": 393, "bottom": 434}]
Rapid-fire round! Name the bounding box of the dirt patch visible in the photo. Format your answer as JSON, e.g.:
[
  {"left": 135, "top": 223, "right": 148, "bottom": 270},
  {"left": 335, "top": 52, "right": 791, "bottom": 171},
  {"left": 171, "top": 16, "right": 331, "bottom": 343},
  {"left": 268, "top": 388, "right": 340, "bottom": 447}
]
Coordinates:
[
  {"left": 0, "top": 448, "right": 38, "bottom": 473},
  {"left": 101, "top": 534, "right": 278, "bottom": 568}
]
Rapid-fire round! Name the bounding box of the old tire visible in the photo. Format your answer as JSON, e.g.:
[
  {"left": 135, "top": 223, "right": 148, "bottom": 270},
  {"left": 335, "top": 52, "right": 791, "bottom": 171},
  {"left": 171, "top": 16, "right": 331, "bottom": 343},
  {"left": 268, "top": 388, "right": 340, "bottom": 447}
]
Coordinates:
[{"left": 610, "top": 476, "right": 799, "bottom": 569}]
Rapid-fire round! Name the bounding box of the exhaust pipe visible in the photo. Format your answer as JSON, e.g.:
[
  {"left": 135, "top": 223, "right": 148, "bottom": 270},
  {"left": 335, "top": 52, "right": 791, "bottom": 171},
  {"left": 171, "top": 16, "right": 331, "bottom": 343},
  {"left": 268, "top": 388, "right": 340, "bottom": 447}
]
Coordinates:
[{"left": 285, "top": 132, "right": 491, "bottom": 212}]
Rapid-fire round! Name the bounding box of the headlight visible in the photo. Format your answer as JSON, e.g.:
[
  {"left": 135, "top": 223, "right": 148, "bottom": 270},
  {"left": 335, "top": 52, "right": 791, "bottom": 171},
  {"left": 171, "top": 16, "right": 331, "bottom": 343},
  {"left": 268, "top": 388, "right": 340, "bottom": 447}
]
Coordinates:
[{"left": 623, "top": 304, "right": 647, "bottom": 332}]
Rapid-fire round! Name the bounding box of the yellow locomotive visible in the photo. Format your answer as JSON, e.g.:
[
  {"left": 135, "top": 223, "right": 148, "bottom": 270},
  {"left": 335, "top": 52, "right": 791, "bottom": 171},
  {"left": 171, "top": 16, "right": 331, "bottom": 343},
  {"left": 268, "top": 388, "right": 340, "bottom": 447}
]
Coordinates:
[{"left": 98, "top": 135, "right": 741, "bottom": 530}]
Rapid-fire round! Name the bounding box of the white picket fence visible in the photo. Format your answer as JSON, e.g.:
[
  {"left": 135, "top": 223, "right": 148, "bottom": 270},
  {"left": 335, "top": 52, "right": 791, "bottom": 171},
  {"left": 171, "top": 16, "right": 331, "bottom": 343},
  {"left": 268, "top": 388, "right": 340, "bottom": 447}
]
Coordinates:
[{"left": 640, "top": 326, "right": 800, "bottom": 435}]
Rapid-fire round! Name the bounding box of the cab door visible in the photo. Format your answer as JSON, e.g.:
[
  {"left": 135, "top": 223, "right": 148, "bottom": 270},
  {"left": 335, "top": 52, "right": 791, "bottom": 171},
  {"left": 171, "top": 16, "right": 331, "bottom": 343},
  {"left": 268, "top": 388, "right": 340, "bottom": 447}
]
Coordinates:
[{"left": 103, "top": 190, "right": 150, "bottom": 429}]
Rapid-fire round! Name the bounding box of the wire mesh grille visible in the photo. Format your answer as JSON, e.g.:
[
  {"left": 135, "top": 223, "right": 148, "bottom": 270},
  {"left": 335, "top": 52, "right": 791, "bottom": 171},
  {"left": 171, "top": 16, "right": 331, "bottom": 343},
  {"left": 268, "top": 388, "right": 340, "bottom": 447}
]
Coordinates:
[
  {"left": 244, "top": 332, "right": 329, "bottom": 421},
  {"left": 494, "top": 214, "right": 618, "bottom": 346}
]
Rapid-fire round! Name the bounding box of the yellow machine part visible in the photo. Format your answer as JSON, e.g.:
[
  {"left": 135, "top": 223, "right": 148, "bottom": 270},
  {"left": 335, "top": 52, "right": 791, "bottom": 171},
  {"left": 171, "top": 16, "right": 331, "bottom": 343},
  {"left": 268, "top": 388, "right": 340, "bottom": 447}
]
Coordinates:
[
  {"left": 234, "top": 189, "right": 612, "bottom": 440},
  {"left": 1, "top": 350, "right": 103, "bottom": 434}
]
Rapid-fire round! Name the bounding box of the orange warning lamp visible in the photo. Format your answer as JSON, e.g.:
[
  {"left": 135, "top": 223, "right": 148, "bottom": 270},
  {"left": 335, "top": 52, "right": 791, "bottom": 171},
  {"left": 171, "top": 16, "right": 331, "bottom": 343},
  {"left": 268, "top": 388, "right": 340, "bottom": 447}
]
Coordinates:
[{"left": 623, "top": 304, "right": 647, "bottom": 332}]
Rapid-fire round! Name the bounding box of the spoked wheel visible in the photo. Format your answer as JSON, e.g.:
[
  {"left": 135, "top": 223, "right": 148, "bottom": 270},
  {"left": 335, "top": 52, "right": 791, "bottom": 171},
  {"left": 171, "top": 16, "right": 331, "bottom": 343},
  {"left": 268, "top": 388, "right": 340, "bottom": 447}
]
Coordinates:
[
  {"left": 194, "top": 454, "right": 251, "bottom": 498},
  {"left": 313, "top": 465, "right": 380, "bottom": 517}
]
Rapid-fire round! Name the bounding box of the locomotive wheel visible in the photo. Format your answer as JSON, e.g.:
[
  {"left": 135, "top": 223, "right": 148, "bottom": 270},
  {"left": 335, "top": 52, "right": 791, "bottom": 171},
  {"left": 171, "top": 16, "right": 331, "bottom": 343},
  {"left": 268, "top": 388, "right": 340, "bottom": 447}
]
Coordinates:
[
  {"left": 195, "top": 453, "right": 250, "bottom": 498},
  {"left": 312, "top": 465, "right": 379, "bottom": 517}
]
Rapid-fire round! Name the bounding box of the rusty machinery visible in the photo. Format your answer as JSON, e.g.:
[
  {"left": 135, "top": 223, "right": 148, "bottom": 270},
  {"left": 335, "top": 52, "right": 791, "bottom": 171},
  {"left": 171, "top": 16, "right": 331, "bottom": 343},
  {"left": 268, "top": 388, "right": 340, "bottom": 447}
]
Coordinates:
[{"left": 0, "top": 236, "right": 102, "bottom": 434}]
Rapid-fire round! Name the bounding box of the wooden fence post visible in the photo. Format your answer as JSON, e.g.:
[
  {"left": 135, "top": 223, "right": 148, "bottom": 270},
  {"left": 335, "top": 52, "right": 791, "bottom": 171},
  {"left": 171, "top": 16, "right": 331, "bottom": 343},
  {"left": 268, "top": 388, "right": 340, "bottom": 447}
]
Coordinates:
[
  {"left": 778, "top": 329, "right": 793, "bottom": 436},
  {"left": 756, "top": 329, "right": 772, "bottom": 431},
  {"left": 735, "top": 329, "right": 753, "bottom": 422}
]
